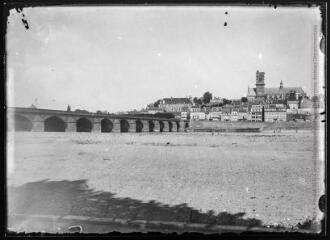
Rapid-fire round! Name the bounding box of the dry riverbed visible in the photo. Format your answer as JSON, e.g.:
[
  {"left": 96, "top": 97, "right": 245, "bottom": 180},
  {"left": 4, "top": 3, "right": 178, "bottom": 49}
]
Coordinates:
[{"left": 7, "top": 130, "right": 325, "bottom": 231}]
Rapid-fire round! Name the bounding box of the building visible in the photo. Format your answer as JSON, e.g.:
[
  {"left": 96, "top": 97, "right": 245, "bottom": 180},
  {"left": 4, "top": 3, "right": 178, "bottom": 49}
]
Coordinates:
[
  {"left": 300, "top": 98, "right": 313, "bottom": 109},
  {"left": 146, "top": 106, "right": 164, "bottom": 114},
  {"left": 159, "top": 97, "right": 193, "bottom": 112},
  {"left": 264, "top": 105, "right": 287, "bottom": 122},
  {"left": 247, "top": 71, "right": 306, "bottom": 102},
  {"left": 220, "top": 107, "right": 232, "bottom": 121},
  {"left": 251, "top": 104, "right": 263, "bottom": 122},
  {"left": 211, "top": 106, "right": 222, "bottom": 112},
  {"left": 190, "top": 112, "right": 206, "bottom": 121},
  {"left": 190, "top": 106, "right": 201, "bottom": 113},
  {"left": 287, "top": 100, "right": 299, "bottom": 110},
  {"left": 209, "top": 111, "right": 221, "bottom": 121},
  {"left": 237, "top": 109, "right": 252, "bottom": 121},
  {"left": 181, "top": 111, "right": 188, "bottom": 120}
]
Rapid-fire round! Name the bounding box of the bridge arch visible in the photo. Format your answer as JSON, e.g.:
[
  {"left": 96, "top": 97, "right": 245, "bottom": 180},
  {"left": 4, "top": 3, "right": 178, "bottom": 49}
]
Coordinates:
[
  {"left": 136, "top": 120, "right": 143, "bottom": 132},
  {"left": 77, "top": 118, "right": 92, "bottom": 132},
  {"left": 101, "top": 119, "right": 113, "bottom": 132},
  {"left": 14, "top": 114, "right": 32, "bottom": 131},
  {"left": 44, "top": 116, "right": 66, "bottom": 132},
  {"left": 168, "top": 121, "right": 173, "bottom": 132},
  {"left": 120, "top": 119, "right": 129, "bottom": 132},
  {"left": 148, "top": 120, "right": 155, "bottom": 132},
  {"left": 159, "top": 121, "right": 164, "bottom": 132}
]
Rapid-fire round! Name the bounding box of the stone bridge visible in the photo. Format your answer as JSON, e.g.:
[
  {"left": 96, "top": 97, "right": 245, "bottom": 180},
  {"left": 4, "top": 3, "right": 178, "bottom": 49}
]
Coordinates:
[{"left": 7, "top": 107, "right": 189, "bottom": 133}]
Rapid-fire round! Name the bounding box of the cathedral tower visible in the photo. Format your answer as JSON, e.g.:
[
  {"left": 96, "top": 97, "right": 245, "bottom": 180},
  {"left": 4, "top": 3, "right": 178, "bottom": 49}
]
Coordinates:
[{"left": 256, "top": 70, "right": 265, "bottom": 97}]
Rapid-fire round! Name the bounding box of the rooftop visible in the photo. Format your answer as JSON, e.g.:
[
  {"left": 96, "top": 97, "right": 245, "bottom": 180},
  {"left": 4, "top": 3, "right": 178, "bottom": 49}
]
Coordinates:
[{"left": 162, "top": 98, "right": 192, "bottom": 105}]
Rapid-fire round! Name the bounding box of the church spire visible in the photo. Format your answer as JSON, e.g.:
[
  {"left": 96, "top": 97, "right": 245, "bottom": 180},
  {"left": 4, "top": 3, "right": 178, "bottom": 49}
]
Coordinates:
[{"left": 280, "top": 80, "right": 283, "bottom": 89}]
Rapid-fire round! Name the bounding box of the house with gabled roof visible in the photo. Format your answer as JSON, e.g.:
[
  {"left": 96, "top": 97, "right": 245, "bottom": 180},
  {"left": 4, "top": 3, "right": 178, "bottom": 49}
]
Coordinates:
[{"left": 159, "top": 97, "right": 193, "bottom": 113}]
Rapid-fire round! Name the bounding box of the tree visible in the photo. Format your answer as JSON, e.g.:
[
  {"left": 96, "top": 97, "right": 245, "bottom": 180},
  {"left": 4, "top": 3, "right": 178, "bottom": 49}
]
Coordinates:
[
  {"left": 193, "top": 97, "right": 199, "bottom": 104},
  {"left": 154, "top": 99, "right": 162, "bottom": 107},
  {"left": 241, "top": 97, "right": 248, "bottom": 103},
  {"left": 222, "top": 98, "right": 232, "bottom": 105},
  {"left": 202, "top": 91, "right": 212, "bottom": 104}
]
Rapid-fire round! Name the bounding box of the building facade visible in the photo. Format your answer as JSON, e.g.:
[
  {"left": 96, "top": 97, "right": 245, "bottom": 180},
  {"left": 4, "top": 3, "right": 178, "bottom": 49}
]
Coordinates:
[
  {"left": 264, "top": 105, "right": 287, "bottom": 122},
  {"left": 251, "top": 104, "right": 263, "bottom": 122},
  {"left": 159, "top": 97, "right": 193, "bottom": 113}
]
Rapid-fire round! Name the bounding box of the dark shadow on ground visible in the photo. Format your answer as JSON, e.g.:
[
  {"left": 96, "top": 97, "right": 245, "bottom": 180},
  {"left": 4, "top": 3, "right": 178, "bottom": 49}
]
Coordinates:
[{"left": 7, "top": 179, "right": 262, "bottom": 227}]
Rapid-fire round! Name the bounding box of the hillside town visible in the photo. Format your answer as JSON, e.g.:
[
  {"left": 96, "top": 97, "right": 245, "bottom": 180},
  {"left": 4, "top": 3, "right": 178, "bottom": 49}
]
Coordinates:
[
  {"left": 141, "top": 70, "right": 324, "bottom": 123},
  {"left": 27, "top": 70, "right": 324, "bottom": 123}
]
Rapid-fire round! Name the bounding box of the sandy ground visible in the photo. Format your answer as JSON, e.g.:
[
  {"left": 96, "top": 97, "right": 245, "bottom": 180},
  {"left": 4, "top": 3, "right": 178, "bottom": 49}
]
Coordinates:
[{"left": 7, "top": 130, "right": 325, "bottom": 229}]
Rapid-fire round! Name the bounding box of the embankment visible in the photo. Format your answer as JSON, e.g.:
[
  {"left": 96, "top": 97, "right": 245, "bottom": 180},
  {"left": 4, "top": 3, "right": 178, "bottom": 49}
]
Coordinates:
[{"left": 190, "top": 120, "right": 319, "bottom": 131}]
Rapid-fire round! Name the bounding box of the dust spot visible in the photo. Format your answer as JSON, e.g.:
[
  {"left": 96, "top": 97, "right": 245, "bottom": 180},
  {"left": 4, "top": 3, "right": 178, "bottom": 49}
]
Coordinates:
[
  {"left": 15, "top": 7, "right": 29, "bottom": 30},
  {"left": 224, "top": 22, "right": 227, "bottom": 27},
  {"left": 21, "top": 19, "right": 29, "bottom": 29}
]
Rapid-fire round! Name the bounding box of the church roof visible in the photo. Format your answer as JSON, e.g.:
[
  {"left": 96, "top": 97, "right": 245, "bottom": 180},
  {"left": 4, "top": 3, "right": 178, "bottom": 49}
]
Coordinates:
[
  {"left": 248, "top": 86, "right": 305, "bottom": 96},
  {"left": 247, "top": 87, "right": 256, "bottom": 96},
  {"left": 264, "top": 87, "right": 305, "bottom": 95}
]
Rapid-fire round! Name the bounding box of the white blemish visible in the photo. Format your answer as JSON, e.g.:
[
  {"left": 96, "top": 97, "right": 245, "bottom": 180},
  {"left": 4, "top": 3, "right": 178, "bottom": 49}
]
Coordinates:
[
  {"left": 194, "top": 85, "right": 198, "bottom": 89},
  {"left": 245, "top": 187, "right": 249, "bottom": 192},
  {"left": 258, "top": 53, "right": 262, "bottom": 60},
  {"left": 117, "top": 36, "right": 122, "bottom": 40},
  {"left": 255, "top": 213, "right": 259, "bottom": 217},
  {"left": 157, "top": 52, "right": 162, "bottom": 57}
]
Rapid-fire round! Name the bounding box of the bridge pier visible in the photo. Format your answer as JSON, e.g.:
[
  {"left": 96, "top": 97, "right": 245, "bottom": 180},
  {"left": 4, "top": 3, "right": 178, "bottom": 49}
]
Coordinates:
[
  {"left": 179, "top": 120, "right": 185, "bottom": 132},
  {"left": 141, "top": 120, "right": 149, "bottom": 132},
  {"left": 31, "top": 121, "right": 44, "bottom": 132},
  {"left": 163, "top": 122, "right": 169, "bottom": 132},
  {"left": 66, "top": 122, "right": 76, "bottom": 132},
  {"left": 153, "top": 121, "right": 160, "bottom": 132},
  {"left": 128, "top": 120, "right": 136, "bottom": 133},
  {"left": 112, "top": 119, "right": 121, "bottom": 133},
  {"left": 92, "top": 121, "right": 101, "bottom": 133}
]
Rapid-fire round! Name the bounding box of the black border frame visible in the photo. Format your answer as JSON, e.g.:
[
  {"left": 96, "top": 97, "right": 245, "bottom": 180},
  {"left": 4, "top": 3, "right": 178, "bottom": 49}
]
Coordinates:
[{"left": 1, "top": 1, "right": 327, "bottom": 239}]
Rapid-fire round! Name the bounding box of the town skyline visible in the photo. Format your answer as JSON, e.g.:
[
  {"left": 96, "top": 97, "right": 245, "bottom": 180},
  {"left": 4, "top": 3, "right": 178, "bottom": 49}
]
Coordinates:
[{"left": 6, "top": 6, "right": 322, "bottom": 112}]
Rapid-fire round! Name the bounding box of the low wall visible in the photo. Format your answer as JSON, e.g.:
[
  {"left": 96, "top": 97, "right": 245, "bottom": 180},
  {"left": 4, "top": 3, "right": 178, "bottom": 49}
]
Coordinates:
[{"left": 190, "top": 120, "right": 317, "bottom": 131}]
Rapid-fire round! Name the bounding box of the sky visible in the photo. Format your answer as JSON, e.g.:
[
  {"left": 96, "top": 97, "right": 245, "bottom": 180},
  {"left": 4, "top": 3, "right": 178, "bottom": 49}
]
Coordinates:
[{"left": 6, "top": 6, "right": 323, "bottom": 113}]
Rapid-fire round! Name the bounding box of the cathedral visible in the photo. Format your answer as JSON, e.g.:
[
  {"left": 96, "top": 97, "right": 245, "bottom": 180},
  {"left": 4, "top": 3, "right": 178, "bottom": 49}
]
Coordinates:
[{"left": 247, "top": 71, "right": 306, "bottom": 103}]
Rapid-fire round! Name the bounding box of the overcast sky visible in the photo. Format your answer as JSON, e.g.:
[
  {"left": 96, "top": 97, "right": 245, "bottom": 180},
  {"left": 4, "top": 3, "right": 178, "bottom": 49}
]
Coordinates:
[{"left": 6, "top": 6, "right": 322, "bottom": 112}]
